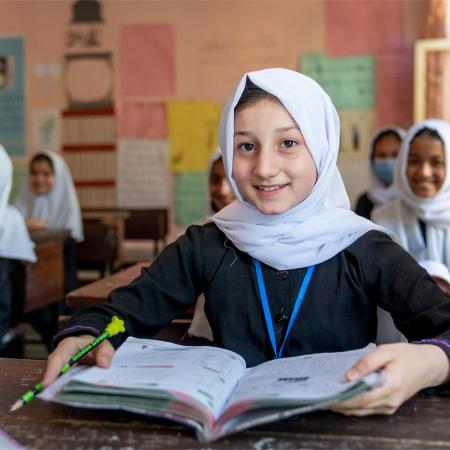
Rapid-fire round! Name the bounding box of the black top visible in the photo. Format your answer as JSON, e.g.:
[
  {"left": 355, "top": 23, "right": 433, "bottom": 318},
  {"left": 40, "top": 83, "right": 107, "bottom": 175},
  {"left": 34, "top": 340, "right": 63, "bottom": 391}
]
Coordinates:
[
  {"left": 355, "top": 192, "right": 374, "bottom": 219},
  {"left": 58, "top": 224, "right": 450, "bottom": 367}
]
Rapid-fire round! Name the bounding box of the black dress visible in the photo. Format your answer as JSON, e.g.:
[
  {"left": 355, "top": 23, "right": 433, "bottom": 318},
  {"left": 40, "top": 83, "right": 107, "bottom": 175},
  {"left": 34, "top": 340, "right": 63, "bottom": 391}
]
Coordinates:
[
  {"left": 56, "top": 224, "right": 450, "bottom": 367},
  {"left": 355, "top": 192, "right": 374, "bottom": 220}
]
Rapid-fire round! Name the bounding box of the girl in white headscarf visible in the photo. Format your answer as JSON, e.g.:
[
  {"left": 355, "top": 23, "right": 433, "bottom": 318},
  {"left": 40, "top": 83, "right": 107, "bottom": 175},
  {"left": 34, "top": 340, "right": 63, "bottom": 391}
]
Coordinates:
[
  {"left": 355, "top": 126, "right": 405, "bottom": 219},
  {"left": 372, "top": 120, "right": 450, "bottom": 344},
  {"left": 0, "top": 145, "right": 36, "bottom": 348},
  {"left": 15, "top": 150, "right": 83, "bottom": 348},
  {"left": 44, "top": 69, "right": 450, "bottom": 417},
  {"left": 15, "top": 150, "right": 83, "bottom": 242},
  {"left": 373, "top": 119, "right": 450, "bottom": 267}
]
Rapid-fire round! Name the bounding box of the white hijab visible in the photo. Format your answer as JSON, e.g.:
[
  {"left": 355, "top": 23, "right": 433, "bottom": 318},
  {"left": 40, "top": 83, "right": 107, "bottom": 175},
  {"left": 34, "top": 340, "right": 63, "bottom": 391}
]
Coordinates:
[
  {"left": 0, "top": 145, "right": 36, "bottom": 262},
  {"left": 15, "top": 150, "right": 84, "bottom": 242},
  {"left": 367, "top": 126, "right": 405, "bottom": 206},
  {"left": 372, "top": 119, "right": 450, "bottom": 268},
  {"left": 212, "top": 68, "right": 391, "bottom": 270}
]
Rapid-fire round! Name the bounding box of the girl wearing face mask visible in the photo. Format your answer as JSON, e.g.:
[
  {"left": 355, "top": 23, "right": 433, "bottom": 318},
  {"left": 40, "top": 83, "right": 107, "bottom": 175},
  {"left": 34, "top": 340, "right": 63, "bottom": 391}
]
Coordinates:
[{"left": 355, "top": 127, "right": 404, "bottom": 219}]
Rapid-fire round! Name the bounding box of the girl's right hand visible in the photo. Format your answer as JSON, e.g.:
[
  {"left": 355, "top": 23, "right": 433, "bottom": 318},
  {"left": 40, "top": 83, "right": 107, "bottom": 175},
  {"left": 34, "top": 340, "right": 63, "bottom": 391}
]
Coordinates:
[
  {"left": 42, "top": 335, "right": 115, "bottom": 387},
  {"left": 26, "top": 217, "right": 49, "bottom": 230}
]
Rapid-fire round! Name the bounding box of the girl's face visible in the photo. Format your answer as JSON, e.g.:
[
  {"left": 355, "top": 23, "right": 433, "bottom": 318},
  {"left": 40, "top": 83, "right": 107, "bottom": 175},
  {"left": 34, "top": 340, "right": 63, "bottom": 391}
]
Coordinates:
[
  {"left": 209, "top": 159, "right": 234, "bottom": 212},
  {"left": 406, "top": 134, "right": 446, "bottom": 198},
  {"left": 30, "top": 159, "right": 56, "bottom": 196},
  {"left": 233, "top": 99, "right": 317, "bottom": 215},
  {"left": 373, "top": 134, "right": 401, "bottom": 160}
]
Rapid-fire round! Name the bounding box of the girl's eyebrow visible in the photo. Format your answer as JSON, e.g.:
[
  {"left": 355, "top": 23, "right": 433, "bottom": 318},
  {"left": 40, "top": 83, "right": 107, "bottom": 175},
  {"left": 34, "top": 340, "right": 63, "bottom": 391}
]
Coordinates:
[{"left": 234, "top": 126, "right": 299, "bottom": 137}]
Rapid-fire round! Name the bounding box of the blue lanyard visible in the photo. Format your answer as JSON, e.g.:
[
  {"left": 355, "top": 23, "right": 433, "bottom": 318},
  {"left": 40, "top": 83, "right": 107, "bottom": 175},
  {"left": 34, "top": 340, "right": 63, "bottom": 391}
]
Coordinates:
[{"left": 253, "top": 259, "right": 315, "bottom": 359}]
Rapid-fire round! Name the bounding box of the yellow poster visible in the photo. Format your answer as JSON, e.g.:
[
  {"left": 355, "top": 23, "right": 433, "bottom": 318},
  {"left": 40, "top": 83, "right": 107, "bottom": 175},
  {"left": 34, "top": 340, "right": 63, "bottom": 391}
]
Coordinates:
[{"left": 168, "top": 100, "right": 221, "bottom": 172}]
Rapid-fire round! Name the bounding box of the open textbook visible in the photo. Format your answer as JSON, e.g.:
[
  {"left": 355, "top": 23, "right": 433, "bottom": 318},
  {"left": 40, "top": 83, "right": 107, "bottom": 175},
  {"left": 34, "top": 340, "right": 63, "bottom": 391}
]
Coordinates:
[{"left": 40, "top": 338, "right": 383, "bottom": 442}]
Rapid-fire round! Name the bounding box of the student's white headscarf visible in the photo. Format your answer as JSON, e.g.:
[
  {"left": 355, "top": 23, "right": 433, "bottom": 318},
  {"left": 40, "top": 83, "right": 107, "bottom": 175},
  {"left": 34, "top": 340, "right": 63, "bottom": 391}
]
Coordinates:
[
  {"left": 367, "top": 126, "right": 405, "bottom": 206},
  {"left": 212, "top": 68, "right": 392, "bottom": 270},
  {"left": 15, "top": 150, "right": 84, "bottom": 242},
  {"left": 0, "top": 145, "right": 36, "bottom": 262},
  {"left": 372, "top": 119, "right": 450, "bottom": 268}
]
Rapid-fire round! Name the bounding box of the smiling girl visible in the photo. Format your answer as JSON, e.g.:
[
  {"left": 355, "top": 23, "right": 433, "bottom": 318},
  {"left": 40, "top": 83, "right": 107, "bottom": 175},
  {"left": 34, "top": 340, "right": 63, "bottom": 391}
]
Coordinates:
[{"left": 44, "top": 69, "right": 450, "bottom": 416}]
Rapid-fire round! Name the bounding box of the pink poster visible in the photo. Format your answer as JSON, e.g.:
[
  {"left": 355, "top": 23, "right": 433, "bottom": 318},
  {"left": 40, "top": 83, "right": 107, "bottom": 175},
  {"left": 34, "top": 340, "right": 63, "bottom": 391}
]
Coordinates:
[
  {"left": 326, "top": 0, "right": 404, "bottom": 56},
  {"left": 117, "top": 102, "right": 167, "bottom": 138},
  {"left": 121, "top": 24, "right": 174, "bottom": 97},
  {"left": 375, "top": 49, "right": 413, "bottom": 128}
]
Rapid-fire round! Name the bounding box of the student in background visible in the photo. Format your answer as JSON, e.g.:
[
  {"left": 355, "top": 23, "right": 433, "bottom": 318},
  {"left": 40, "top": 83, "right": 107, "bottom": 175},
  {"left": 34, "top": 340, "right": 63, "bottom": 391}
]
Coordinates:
[
  {"left": 355, "top": 126, "right": 405, "bottom": 219},
  {"left": 372, "top": 120, "right": 450, "bottom": 344},
  {"left": 187, "top": 148, "right": 235, "bottom": 342},
  {"left": 45, "top": 69, "right": 450, "bottom": 416},
  {"left": 372, "top": 120, "right": 449, "bottom": 268},
  {"left": 15, "top": 150, "right": 83, "bottom": 348},
  {"left": 0, "top": 145, "right": 36, "bottom": 354}
]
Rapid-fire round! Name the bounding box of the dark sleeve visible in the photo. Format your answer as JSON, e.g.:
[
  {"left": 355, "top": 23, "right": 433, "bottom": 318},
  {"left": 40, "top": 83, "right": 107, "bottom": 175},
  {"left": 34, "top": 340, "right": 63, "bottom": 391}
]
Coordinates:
[
  {"left": 356, "top": 231, "right": 450, "bottom": 358},
  {"left": 54, "top": 225, "right": 207, "bottom": 349},
  {"left": 354, "top": 193, "right": 374, "bottom": 219}
]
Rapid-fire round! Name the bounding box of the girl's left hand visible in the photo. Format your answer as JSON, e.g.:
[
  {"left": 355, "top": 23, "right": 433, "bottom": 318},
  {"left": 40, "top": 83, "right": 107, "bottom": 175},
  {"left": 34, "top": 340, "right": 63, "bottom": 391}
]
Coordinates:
[{"left": 329, "top": 343, "right": 450, "bottom": 416}]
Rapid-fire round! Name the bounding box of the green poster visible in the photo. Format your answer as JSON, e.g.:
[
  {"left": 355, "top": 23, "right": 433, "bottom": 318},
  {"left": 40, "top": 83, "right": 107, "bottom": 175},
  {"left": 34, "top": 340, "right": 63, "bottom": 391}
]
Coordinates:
[
  {"left": 301, "top": 53, "right": 375, "bottom": 110},
  {"left": 174, "top": 172, "right": 207, "bottom": 225}
]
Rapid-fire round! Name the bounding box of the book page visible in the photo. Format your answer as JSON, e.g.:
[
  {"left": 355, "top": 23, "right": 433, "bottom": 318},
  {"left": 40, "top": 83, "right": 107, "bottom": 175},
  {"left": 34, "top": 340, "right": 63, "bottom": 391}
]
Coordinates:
[
  {"left": 50, "top": 338, "right": 246, "bottom": 419},
  {"left": 226, "top": 344, "right": 376, "bottom": 407}
]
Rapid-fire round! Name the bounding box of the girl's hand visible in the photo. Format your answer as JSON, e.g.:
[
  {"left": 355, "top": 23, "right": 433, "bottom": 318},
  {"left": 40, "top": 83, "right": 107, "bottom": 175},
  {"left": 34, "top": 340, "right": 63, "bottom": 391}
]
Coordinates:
[
  {"left": 26, "top": 217, "right": 48, "bottom": 230},
  {"left": 42, "top": 335, "right": 115, "bottom": 387},
  {"left": 330, "top": 343, "right": 450, "bottom": 416}
]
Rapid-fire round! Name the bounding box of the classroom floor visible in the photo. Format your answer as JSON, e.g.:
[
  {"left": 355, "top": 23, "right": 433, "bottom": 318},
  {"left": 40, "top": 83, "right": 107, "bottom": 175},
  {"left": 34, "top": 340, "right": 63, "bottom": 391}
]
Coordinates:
[{"left": 23, "top": 324, "right": 48, "bottom": 360}]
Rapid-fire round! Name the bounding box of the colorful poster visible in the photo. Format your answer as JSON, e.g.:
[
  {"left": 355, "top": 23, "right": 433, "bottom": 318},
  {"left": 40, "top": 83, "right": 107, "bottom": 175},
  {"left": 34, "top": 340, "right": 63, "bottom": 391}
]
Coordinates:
[
  {"left": 168, "top": 100, "right": 220, "bottom": 172},
  {"left": 117, "top": 102, "right": 167, "bottom": 139},
  {"left": 325, "top": 0, "right": 404, "bottom": 56},
  {"left": 173, "top": 172, "right": 207, "bottom": 225},
  {"left": 338, "top": 110, "right": 375, "bottom": 160},
  {"left": 117, "top": 139, "right": 169, "bottom": 208},
  {"left": 32, "top": 108, "right": 61, "bottom": 153},
  {"left": 121, "top": 24, "right": 174, "bottom": 97},
  {"left": 375, "top": 50, "right": 413, "bottom": 128},
  {"left": 301, "top": 53, "right": 375, "bottom": 111},
  {"left": 0, "top": 37, "right": 25, "bottom": 156}
]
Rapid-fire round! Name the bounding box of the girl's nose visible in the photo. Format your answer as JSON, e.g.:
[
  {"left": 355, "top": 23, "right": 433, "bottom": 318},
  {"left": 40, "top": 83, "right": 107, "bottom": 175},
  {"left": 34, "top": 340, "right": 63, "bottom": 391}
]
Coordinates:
[
  {"left": 219, "top": 178, "right": 232, "bottom": 197},
  {"left": 253, "top": 148, "right": 279, "bottom": 178},
  {"left": 418, "top": 162, "right": 433, "bottom": 178}
]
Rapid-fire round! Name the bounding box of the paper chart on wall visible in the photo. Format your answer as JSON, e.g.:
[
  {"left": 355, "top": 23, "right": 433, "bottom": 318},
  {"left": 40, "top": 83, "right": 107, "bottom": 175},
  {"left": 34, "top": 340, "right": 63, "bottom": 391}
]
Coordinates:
[
  {"left": 10, "top": 164, "right": 27, "bottom": 205},
  {"left": 338, "top": 109, "right": 375, "bottom": 160},
  {"left": 173, "top": 172, "right": 207, "bottom": 225},
  {"left": 325, "top": 0, "right": 403, "bottom": 56},
  {"left": 0, "top": 37, "right": 25, "bottom": 156},
  {"left": 168, "top": 101, "right": 221, "bottom": 172},
  {"left": 32, "top": 108, "right": 61, "bottom": 153},
  {"left": 301, "top": 53, "right": 375, "bottom": 111},
  {"left": 117, "top": 139, "right": 169, "bottom": 208},
  {"left": 117, "top": 102, "right": 167, "bottom": 139},
  {"left": 121, "top": 24, "right": 174, "bottom": 97}
]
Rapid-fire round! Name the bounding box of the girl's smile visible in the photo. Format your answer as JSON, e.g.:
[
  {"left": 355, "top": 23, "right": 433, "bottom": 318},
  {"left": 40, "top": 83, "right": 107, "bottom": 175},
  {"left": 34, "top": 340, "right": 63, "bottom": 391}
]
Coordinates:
[{"left": 232, "top": 99, "right": 317, "bottom": 215}]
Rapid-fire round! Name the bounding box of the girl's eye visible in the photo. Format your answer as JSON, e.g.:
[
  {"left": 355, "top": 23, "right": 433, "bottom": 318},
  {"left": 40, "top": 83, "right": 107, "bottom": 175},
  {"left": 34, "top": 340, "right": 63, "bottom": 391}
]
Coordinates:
[
  {"left": 239, "top": 142, "right": 256, "bottom": 152},
  {"left": 281, "top": 139, "right": 297, "bottom": 149}
]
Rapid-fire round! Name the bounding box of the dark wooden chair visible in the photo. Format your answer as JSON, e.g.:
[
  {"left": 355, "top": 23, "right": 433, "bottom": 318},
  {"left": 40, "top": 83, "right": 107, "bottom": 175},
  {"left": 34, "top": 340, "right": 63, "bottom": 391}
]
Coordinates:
[
  {"left": 77, "top": 219, "right": 119, "bottom": 278},
  {"left": 124, "top": 209, "right": 168, "bottom": 256}
]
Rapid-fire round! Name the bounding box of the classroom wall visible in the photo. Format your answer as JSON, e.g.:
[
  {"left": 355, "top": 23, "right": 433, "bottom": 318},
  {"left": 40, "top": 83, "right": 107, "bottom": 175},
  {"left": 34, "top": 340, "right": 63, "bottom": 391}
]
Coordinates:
[{"left": 0, "top": 0, "right": 427, "bottom": 213}]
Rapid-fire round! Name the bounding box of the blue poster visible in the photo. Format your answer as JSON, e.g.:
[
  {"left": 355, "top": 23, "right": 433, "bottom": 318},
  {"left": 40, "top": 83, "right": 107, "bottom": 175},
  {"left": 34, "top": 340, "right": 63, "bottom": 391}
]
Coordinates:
[{"left": 0, "top": 37, "right": 25, "bottom": 156}]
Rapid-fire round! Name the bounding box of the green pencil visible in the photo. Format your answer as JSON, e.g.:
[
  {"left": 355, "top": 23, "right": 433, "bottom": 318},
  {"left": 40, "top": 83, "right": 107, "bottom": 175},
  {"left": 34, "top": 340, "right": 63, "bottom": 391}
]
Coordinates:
[{"left": 10, "top": 315, "right": 125, "bottom": 412}]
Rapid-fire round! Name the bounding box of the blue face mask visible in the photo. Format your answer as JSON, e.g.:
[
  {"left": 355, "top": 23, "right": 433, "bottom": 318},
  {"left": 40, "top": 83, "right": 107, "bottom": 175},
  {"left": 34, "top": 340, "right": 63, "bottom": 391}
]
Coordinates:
[{"left": 373, "top": 159, "right": 396, "bottom": 185}]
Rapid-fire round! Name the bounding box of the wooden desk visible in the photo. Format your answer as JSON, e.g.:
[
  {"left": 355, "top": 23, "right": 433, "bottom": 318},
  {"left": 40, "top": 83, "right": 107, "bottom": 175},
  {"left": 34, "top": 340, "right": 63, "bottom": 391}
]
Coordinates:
[
  {"left": 12, "top": 229, "right": 69, "bottom": 315},
  {"left": 1, "top": 358, "right": 450, "bottom": 449},
  {"left": 66, "top": 261, "right": 151, "bottom": 310}
]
